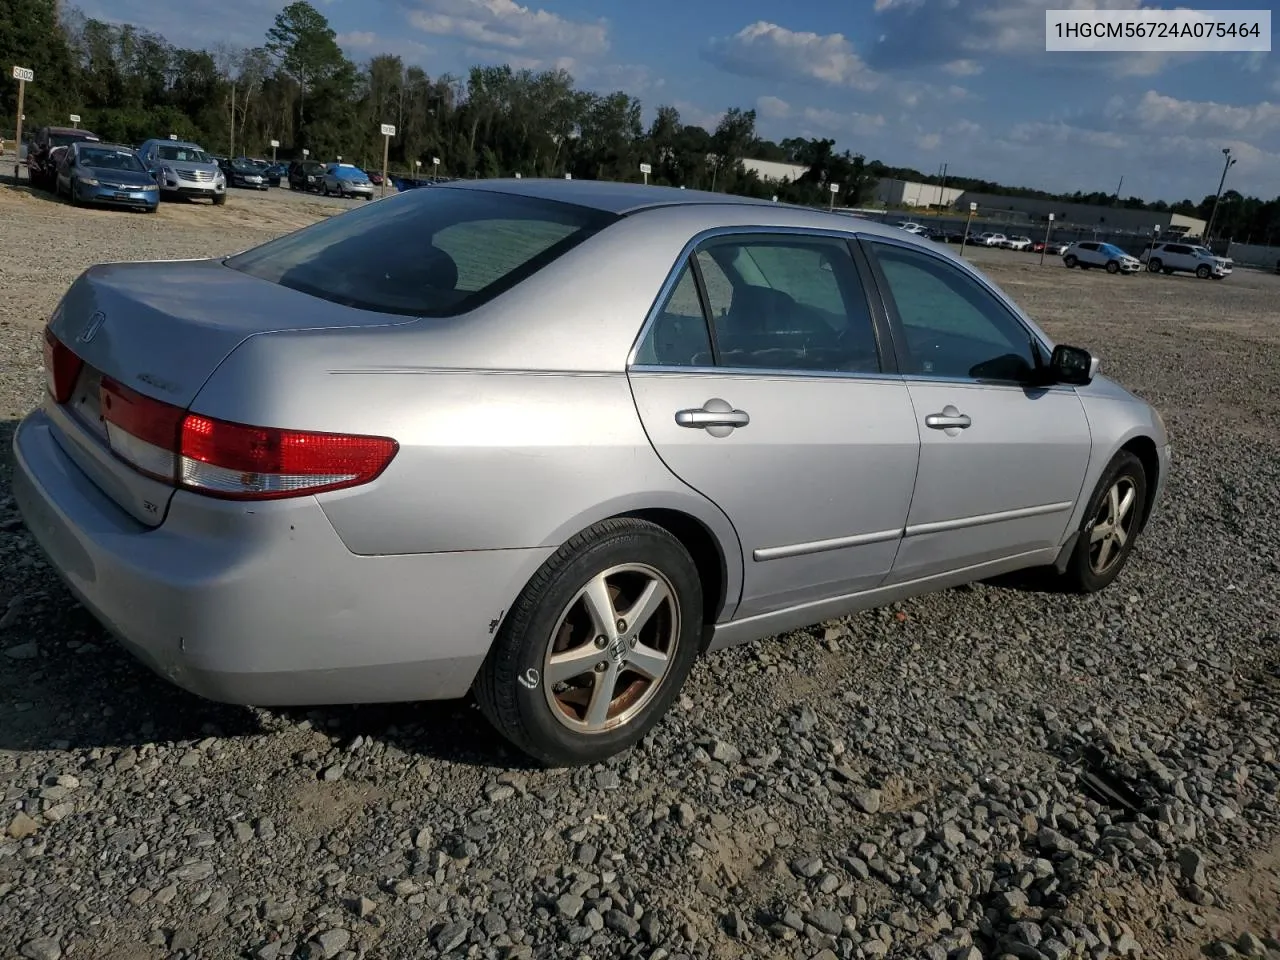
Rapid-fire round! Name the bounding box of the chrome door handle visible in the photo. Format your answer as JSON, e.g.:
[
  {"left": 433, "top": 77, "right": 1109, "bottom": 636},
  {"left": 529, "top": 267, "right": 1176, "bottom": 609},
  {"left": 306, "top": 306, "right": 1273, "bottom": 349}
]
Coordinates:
[
  {"left": 675, "top": 398, "right": 750, "bottom": 430},
  {"left": 676, "top": 410, "right": 750, "bottom": 428},
  {"left": 925, "top": 406, "right": 971, "bottom": 430}
]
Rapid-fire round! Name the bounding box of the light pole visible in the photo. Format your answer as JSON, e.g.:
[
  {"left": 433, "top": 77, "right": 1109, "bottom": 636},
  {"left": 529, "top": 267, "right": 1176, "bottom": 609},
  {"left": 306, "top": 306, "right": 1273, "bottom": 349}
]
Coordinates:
[{"left": 1204, "top": 147, "right": 1236, "bottom": 241}]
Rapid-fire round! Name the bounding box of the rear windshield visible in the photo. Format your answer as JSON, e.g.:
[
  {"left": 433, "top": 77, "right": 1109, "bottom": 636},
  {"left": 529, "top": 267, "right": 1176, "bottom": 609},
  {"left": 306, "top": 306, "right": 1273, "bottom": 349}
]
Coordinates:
[{"left": 225, "top": 187, "right": 619, "bottom": 317}]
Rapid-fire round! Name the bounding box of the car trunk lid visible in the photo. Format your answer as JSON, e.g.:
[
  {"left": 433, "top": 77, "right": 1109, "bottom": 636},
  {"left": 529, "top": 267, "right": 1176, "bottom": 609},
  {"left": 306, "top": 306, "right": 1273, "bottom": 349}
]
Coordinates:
[{"left": 45, "top": 258, "right": 414, "bottom": 526}]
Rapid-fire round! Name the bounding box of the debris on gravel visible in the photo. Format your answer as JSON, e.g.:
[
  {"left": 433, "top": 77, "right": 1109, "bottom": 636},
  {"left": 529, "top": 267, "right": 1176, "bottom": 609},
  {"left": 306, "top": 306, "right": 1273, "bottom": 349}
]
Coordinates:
[{"left": 2, "top": 185, "right": 1279, "bottom": 959}]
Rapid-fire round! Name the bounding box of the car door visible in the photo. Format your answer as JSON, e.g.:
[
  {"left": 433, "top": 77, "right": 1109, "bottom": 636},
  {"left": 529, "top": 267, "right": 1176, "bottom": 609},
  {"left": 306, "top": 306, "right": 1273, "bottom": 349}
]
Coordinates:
[
  {"left": 628, "top": 232, "right": 921, "bottom": 620},
  {"left": 859, "top": 237, "right": 1092, "bottom": 582}
]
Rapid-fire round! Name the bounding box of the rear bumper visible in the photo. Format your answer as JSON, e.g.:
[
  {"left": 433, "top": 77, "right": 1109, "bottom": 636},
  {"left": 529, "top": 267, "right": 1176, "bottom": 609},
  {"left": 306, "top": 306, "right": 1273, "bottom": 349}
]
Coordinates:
[{"left": 12, "top": 409, "right": 551, "bottom": 706}]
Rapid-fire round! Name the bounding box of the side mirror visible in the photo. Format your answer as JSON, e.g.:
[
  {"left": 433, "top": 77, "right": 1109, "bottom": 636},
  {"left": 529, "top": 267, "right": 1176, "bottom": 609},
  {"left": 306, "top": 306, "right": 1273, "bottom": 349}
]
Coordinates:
[{"left": 1048, "top": 344, "right": 1096, "bottom": 385}]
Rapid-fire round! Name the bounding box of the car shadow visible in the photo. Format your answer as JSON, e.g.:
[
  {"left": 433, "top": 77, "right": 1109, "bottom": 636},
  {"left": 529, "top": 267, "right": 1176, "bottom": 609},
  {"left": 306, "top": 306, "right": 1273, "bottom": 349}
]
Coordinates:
[{"left": 0, "top": 418, "right": 532, "bottom": 768}]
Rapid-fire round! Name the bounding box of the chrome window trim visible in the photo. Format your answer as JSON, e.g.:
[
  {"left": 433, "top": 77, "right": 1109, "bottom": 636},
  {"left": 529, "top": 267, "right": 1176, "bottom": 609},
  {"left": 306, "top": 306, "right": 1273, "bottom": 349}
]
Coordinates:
[{"left": 625, "top": 224, "right": 880, "bottom": 377}]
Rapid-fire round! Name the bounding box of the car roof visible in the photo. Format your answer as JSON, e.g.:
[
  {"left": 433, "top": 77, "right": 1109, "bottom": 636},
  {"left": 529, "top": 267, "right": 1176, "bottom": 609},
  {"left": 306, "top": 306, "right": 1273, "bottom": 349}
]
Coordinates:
[
  {"left": 46, "top": 126, "right": 96, "bottom": 137},
  {"left": 441, "top": 177, "right": 790, "bottom": 216},
  {"left": 435, "top": 177, "right": 968, "bottom": 250},
  {"left": 76, "top": 141, "right": 135, "bottom": 153}
]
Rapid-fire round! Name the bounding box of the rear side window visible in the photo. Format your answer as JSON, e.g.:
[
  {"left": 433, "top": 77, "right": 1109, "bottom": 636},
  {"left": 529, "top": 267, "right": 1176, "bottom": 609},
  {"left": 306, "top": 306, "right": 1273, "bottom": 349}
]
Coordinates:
[{"left": 226, "top": 187, "right": 618, "bottom": 317}]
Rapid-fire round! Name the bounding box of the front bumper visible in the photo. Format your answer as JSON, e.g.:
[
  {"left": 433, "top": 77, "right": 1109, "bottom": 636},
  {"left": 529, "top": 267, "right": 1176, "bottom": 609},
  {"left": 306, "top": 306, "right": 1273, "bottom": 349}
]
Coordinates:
[
  {"left": 76, "top": 182, "right": 159, "bottom": 208},
  {"left": 12, "top": 409, "right": 551, "bottom": 706},
  {"left": 158, "top": 176, "right": 225, "bottom": 197}
]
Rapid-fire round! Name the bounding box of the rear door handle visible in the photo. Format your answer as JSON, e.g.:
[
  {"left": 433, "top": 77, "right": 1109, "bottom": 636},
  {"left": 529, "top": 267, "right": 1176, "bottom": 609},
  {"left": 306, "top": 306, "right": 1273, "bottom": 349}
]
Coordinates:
[
  {"left": 675, "top": 398, "right": 750, "bottom": 431},
  {"left": 925, "top": 405, "right": 971, "bottom": 431}
]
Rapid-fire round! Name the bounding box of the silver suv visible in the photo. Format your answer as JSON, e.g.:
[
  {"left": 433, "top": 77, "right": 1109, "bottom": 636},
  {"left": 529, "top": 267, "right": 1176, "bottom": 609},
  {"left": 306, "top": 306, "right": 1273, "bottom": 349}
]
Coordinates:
[
  {"left": 137, "top": 139, "right": 226, "bottom": 205},
  {"left": 1140, "top": 241, "right": 1231, "bottom": 280}
]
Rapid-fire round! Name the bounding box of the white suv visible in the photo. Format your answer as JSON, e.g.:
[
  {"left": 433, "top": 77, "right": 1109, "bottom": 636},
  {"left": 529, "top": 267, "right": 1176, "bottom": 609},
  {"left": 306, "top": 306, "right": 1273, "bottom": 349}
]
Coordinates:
[
  {"left": 1061, "top": 241, "right": 1141, "bottom": 275},
  {"left": 1140, "top": 241, "right": 1232, "bottom": 280},
  {"left": 980, "top": 232, "right": 1007, "bottom": 247}
]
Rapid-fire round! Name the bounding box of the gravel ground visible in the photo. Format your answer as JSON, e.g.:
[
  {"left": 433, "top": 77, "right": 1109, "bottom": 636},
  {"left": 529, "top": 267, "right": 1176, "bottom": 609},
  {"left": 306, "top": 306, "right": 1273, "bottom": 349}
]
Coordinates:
[{"left": 2, "top": 181, "right": 1279, "bottom": 960}]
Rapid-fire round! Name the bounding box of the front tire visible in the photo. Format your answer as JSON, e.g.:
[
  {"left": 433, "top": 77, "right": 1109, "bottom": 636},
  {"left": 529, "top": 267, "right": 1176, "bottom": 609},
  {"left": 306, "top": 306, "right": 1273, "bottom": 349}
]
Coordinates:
[
  {"left": 1106, "top": 260, "right": 1120, "bottom": 274},
  {"left": 1060, "top": 451, "right": 1147, "bottom": 594},
  {"left": 212, "top": 193, "right": 226, "bottom": 206},
  {"left": 474, "top": 518, "right": 704, "bottom": 767},
  {"left": 1196, "top": 264, "right": 1211, "bottom": 279}
]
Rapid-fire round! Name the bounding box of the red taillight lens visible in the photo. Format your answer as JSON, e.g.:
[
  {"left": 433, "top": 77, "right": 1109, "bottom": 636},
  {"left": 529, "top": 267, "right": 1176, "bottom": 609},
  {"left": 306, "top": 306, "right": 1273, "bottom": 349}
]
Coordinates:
[
  {"left": 43, "top": 328, "right": 84, "bottom": 404},
  {"left": 179, "top": 415, "right": 399, "bottom": 500},
  {"left": 98, "top": 377, "right": 398, "bottom": 500}
]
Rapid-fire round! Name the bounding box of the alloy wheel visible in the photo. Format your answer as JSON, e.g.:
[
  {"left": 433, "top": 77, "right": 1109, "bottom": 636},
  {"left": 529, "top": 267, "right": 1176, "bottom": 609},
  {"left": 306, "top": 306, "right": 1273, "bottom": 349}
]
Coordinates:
[
  {"left": 1088, "top": 477, "right": 1138, "bottom": 575},
  {"left": 542, "top": 563, "right": 680, "bottom": 734}
]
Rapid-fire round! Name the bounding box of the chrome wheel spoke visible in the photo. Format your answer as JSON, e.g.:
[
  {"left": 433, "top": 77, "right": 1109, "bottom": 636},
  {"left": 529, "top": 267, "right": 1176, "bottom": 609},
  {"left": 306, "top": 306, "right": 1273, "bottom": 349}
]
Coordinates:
[
  {"left": 584, "top": 665, "right": 618, "bottom": 729},
  {"left": 620, "top": 578, "right": 669, "bottom": 636},
  {"left": 1090, "top": 521, "right": 1112, "bottom": 544},
  {"left": 546, "top": 644, "right": 605, "bottom": 686},
  {"left": 1116, "top": 484, "right": 1136, "bottom": 524},
  {"left": 580, "top": 574, "right": 619, "bottom": 642},
  {"left": 1096, "top": 536, "right": 1115, "bottom": 571},
  {"left": 626, "top": 641, "right": 670, "bottom": 682},
  {"left": 1111, "top": 524, "right": 1128, "bottom": 548},
  {"left": 1107, "top": 484, "right": 1121, "bottom": 523}
]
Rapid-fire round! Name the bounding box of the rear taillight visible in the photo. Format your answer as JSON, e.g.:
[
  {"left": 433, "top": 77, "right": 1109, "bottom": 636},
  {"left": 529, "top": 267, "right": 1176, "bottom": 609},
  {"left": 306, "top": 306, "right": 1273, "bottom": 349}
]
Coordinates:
[
  {"left": 99, "top": 377, "right": 398, "bottom": 500},
  {"left": 43, "top": 327, "right": 84, "bottom": 404}
]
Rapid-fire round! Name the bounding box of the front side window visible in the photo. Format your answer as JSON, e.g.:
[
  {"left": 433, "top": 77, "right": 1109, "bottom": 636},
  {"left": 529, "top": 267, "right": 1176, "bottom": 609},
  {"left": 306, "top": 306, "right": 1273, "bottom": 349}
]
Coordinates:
[
  {"left": 695, "top": 236, "right": 881, "bottom": 374},
  {"left": 867, "top": 241, "right": 1037, "bottom": 382},
  {"left": 226, "top": 187, "right": 618, "bottom": 317}
]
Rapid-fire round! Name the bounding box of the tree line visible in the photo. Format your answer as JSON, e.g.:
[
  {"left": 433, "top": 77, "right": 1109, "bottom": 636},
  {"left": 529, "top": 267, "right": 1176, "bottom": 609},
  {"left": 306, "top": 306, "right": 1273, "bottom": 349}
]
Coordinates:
[{"left": 3, "top": 0, "right": 1278, "bottom": 240}]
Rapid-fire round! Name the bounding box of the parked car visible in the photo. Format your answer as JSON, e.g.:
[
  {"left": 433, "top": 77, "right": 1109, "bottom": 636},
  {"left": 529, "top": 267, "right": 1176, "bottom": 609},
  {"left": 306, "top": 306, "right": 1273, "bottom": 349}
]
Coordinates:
[
  {"left": 54, "top": 141, "right": 159, "bottom": 212},
  {"left": 322, "top": 162, "right": 375, "bottom": 199},
  {"left": 288, "top": 159, "right": 326, "bottom": 192},
  {"left": 364, "top": 169, "right": 384, "bottom": 186},
  {"left": 1031, "top": 240, "right": 1069, "bottom": 255},
  {"left": 1003, "top": 236, "right": 1032, "bottom": 251},
  {"left": 217, "top": 157, "right": 269, "bottom": 190},
  {"left": 894, "top": 221, "right": 927, "bottom": 235},
  {"left": 14, "top": 179, "right": 1170, "bottom": 767},
  {"left": 1062, "top": 241, "right": 1141, "bottom": 274},
  {"left": 1139, "top": 241, "right": 1232, "bottom": 280},
  {"left": 261, "top": 163, "right": 286, "bottom": 187},
  {"left": 137, "top": 139, "right": 226, "bottom": 204},
  {"left": 26, "top": 126, "right": 101, "bottom": 191},
  {"left": 981, "top": 232, "right": 1008, "bottom": 247}
]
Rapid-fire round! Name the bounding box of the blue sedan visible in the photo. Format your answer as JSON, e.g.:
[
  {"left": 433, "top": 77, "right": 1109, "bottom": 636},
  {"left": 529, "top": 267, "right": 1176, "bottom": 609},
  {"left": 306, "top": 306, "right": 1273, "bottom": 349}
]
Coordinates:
[{"left": 55, "top": 142, "right": 160, "bottom": 212}]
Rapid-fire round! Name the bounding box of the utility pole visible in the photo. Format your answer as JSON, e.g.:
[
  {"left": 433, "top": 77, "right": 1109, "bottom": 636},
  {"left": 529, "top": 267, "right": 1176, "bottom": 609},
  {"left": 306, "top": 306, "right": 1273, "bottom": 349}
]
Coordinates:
[
  {"left": 229, "top": 83, "right": 236, "bottom": 158},
  {"left": 1205, "top": 147, "right": 1236, "bottom": 241},
  {"left": 11, "top": 66, "right": 33, "bottom": 181},
  {"left": 937, "top": 162, "right": 947, "bottom": 208},
  {"left": 1112, "top": 175, "right": 1123, "bottom": 207}
]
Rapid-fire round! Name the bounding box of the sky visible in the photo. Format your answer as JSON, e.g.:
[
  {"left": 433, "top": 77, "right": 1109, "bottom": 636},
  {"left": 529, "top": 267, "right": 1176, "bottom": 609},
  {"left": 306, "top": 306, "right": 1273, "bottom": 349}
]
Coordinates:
[{"left": 74, "top": 0, "right": 1280, "bottom": 203}]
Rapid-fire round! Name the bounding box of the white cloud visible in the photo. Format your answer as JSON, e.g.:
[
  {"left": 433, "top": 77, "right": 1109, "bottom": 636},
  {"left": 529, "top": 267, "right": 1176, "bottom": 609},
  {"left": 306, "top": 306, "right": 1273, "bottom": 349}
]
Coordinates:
[
  {"left": 916, "top": 133, "right": 942, "bottom": 150},
  {"left": 407, "top": 0, "right": 609, "bottom": 57},
  {"left": 1106, "top": 91, "right": 1280, "bottom": 138},
  {"left": 943, "top": 59, "right": 982, "bottom": 76},
  {"left": 800, "top": 107, "right": 886, "bottom": 136},
  {"left": 703, "top": 21, "right": 881, "bottom": 90},
  {"left": 673, "top": 100, "right": 724, "bottom": 132},
  {"left": 337, "top": 31, "right": 379, "bottom": 49},
  {"left": 755, "top": 95, "right": 792, "bottom": 120}
]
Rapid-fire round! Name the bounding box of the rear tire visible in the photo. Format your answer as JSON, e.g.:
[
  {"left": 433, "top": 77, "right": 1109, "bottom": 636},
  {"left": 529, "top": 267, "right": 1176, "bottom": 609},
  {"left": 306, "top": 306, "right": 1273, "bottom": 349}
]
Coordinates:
[
  {"left": 474, "top": 518, "right": 704, "bottom": 767},
  {"left": 1064, "top": 255, "right": 1078, "bottom": 268},
  {"left": 1060, "top": 451, "right": 1147, "bottom": 594}
]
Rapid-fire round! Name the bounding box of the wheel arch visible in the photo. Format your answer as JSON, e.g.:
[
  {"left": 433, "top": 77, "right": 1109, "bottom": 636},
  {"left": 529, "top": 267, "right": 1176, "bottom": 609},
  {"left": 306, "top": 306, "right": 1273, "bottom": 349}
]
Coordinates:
[
  {"left": 1120, "top": 434, "right": 1161, "bottom": 535},
  {"left": 527, "top": 494, "right": 744, "bottom": 644}
]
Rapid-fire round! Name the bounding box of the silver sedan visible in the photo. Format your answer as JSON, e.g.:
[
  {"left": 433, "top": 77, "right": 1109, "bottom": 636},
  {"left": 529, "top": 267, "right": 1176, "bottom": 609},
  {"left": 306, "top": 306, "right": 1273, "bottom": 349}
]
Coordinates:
[{"left": 13, "top": 179, "right": 1171, "bottom": 766}]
